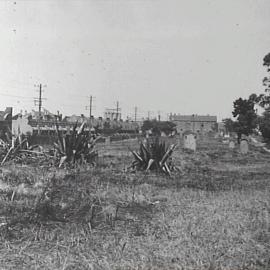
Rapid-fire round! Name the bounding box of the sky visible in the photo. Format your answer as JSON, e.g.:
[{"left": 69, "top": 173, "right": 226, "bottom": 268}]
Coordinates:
[{"left": 0, "top": 0, "right": 270, "bottom": 121}]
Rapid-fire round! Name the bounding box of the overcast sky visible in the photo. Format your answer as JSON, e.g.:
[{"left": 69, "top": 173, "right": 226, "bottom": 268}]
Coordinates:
[{"left": 0, "top": 0, "right": 270, "bottom": 121}]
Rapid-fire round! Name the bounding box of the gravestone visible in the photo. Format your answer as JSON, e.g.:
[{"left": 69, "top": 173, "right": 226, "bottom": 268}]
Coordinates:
[
  {"left": 240, "top": 140, "right": 249, "bottom": 154},
  {"left": 105, "top": 136, "right": 111, "bottom": 145},
  {"left": 183, "top": 134, "right": 196, "bottom": 151},
  {"left": 229, "top": 141, "right": 235, "bottom": 149}
]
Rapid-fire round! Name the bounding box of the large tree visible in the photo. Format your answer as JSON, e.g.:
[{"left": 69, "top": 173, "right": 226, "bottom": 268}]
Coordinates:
[
  {"left": 258, "top": 109, "right": 270, "bottom": 142},
  {"left": 256, "top": 53, "right": 270, "bottom": 108},
  {"left": 222, "top": 118, "right": 236, "bottom": 134},
  {"left": 258, "top": 53, "right": 270, "bottom": 141},
  {"left": 141, "top": 120, "right": 176, "bottom": 135},
  {"left": 232, "top": 95, "right": 258, "bottom": 143}
]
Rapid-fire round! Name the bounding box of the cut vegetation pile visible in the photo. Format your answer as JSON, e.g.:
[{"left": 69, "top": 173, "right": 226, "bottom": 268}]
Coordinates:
[{"left": 0, "top": 134, "right": 51, "bottom": 166}]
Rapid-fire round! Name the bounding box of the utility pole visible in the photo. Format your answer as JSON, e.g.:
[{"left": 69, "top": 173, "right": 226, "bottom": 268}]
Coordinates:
[
  {"left": 38, "top": 84, "right": 42, "bottom": 120},
  {"left": 158, "top": 111, "right": 161, "bottom": 122},
  {"left": 34, "top": 83, "right": 46, "bottom": 135},
  {"left": 116, "top": 101, "right": 119, "bottom": 121},
  {"left": 134, "top": 106, "right": 138, "bottom": 122},
  {"left": 89, "top": 95, "right": 93, "bottom": 119},
  {"left": 85, "top": 95, "right": 95, "bottom": 127}
]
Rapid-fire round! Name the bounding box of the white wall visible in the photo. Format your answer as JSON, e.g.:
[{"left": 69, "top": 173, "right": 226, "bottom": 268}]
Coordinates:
[{"left": 12, "top": 117, "right": 33, "bottom": 136}]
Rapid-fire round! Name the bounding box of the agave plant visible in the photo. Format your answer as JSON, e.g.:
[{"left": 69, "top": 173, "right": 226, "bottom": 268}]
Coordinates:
[
  {"left": 129, "top": 137, "right": 177, "bottom": 175},
  {"left": 54, "top": 122, "right": 99, "bottom": 167},
  {"left": 0, "top": 134, "right": 40, "bottom": 165}
]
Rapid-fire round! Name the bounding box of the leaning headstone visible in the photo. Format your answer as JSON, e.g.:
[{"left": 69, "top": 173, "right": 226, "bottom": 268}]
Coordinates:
[
  {"left": 105, "top": 136, "right": 111, "bottom": 145},
  {"left": 240, "top": 140, "right": 249, "bottom": 154},
  {"left": 183, "top": 134, "right": 196, "bottom": 151},
  {"left": 229, "top": 141, "right": 235, "bottom": 149}
]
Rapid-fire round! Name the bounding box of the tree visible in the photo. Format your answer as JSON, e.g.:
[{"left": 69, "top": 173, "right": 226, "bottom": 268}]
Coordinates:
[
  {"left": 222, "top": 118, "right": 236, "bottom": 134},
  {"left": 263, "top": 52, "right": 270, "bottom": 92},
  {"left": 258, "top": 110, "right": 270, "bottom": 142},
  {"left": 232, "top": 95, "right": 258, "bottom": 143},
  {"left": 141, "top": 120, "right": 176, "bottom": 135},
  {"left": 258, "top": 53, "right": 270, "bottom": 141},
  {"left": 256, "top": 53, "right": 270, "bottom": 108}
]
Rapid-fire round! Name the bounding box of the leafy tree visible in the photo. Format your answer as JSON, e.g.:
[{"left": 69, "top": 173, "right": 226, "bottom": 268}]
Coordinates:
[
  {"left": 256, "top": 53, "right": 270, "bottom": 108},
  {"left": 263, "top": 53, "right": 270, "bottom": 91},
  {"left": 222, "top": 118, "right": 236, "bottom": 133},
  {"left": 258, "top": 109, "right": 270, "bottom": 142},
  {"left": 232, "top": 95, "right": 257, "bottom": 143},
  {"left": 141, "top": 120, "right": 176, "bottom": 135},
  {"left": 258, "top": 53, "right": 270, "bottom": 141}
]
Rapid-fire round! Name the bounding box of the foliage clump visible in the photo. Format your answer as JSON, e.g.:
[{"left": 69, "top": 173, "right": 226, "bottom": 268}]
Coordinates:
[
  {"left": 130, "top": 136, "right": 176, "bottom": 175},
  {"left": 141, "top": 120, "right": 176, "bottom": 136},
  {"left": 54, "top": 122, "right": 98, "bottom": 167}
]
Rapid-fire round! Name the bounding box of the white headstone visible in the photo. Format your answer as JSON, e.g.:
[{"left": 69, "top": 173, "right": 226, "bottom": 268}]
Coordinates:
[
  {"left": 240, "top": 140, "right": 248, "bottom": 154},
  {"left": 229, "top": 141, "right": 235, "bottom": 149},
  {"left": 161, "top": 131, "right": 166, "bottom": 137},
  {"left": 183, "top": 134, "right": 196, "bottom": 151},
  {"left": 105, "top": 137, "right": 111, "bottom": 145}
]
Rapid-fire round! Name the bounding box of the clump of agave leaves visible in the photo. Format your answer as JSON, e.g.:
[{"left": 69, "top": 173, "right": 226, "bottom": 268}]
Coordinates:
[
  {"left": 54, "top": 122, "right": 99, "bottom": 168},
  {"left": 129, "top": 136, "right": 177, "bottom": 176},
  {"left": 0, "top": 134, "right": 40, "bottom": 165}
]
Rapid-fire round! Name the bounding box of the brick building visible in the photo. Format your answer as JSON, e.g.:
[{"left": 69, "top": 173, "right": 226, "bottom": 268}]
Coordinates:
[{"left": 170, "top": 114, "right": 217, "bottom": 134}]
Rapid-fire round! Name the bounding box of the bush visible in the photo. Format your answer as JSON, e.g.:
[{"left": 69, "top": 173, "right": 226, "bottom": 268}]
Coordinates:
[
  {"left": 130, "top": 136, "right": 177, "bottom": 175},
  {"left": 54, "top": 122, "right": 98, "bottom": 167}
]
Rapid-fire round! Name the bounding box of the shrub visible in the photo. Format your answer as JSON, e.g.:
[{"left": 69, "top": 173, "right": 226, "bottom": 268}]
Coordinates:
[
  {"left": 54, "top": 122, "right": 98, "bottom": 167},
  {"left": 129, "top": 136, "right": 177, "bottom": 175}
]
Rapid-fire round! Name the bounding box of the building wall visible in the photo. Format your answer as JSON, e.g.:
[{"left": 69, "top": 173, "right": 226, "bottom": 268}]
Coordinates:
[
  {"left": 12, "top": 117, "right": 33, "bottom": 136},
  {"left": 170, "top": 115, "right": 217, "bottom": 134},
  {"left": 174, "top": 121, "right": 216, "bottom": 134}
]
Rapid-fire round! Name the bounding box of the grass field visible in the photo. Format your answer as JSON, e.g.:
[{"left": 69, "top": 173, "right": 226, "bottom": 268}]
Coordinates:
[{"left": 0, "top": 137, "right": 269, "bottom": 270}]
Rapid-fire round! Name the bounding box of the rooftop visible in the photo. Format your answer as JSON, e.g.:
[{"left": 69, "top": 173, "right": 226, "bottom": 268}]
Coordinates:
[{"left": 170, "top": 114, "right": 217, "bottom": 122}]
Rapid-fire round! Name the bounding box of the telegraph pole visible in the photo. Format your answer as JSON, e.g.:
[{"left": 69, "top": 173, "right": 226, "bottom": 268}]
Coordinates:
[
  {"left": 158, "top": 111, "right": 161, "bottom": 122},
  {"left": 89, "top": 95, "right": 93, "bottom": 119},
  {"left": 116, "top": 101, "right": 119, "bottom": 121},
  {"left": 134, "top": 106, "right": 138, "bottom": 122},
  {"left": 34, "top": 83, "right": 46, "bottom": 135},
  {"left": 38, "top": 84, "right": 42, "bottom": 120},
  {"left": 85, "top": 95, "right": 95, "bottom": 127}
]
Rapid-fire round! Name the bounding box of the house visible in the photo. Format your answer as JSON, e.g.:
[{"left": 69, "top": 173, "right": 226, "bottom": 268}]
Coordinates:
[{"left": 170, "top": 114, "right": 217, "bottom": 134}]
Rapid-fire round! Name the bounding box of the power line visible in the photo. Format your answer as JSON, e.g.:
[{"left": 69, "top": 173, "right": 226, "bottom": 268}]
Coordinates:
[{"left": 0, "top": 92, "right": 34, "bottom": 99}]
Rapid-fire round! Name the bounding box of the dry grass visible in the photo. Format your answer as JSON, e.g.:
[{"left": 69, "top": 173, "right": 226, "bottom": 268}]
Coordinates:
[{"left": 0, "top": 137, "right": 269, "bottom": 269}]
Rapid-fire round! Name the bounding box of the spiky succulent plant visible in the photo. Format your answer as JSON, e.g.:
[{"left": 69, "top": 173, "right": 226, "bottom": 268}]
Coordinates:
[
  {"left": 130, "top": 136, "right": 176, "bottom": 175},
  {"left": 54, "top": 122, "right": 98, "bottom": 167}
]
